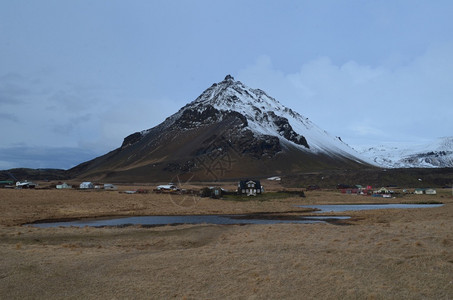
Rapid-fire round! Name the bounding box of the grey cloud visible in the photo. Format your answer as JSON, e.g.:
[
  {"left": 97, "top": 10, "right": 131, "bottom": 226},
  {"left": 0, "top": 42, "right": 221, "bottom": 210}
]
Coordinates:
[
  {"left": 51, "top": 114, "right": 93, "bottom": 135},
  {"left": 0, "top": 73, "right": 34, "bottom": 105},
  {"left": 0, "top": 146, "right": 100, "bottom": 170},
  {"left": 0, "top": 84, "right": 30, "bottom": 104},
  {"left": 47, "top": 84, "right": 106, "bottom": 113},
  {"left": 238, "top": 47, "right": 453, "bottom": 145},
  {"left": 0, "top": 112, "right": 19, "bottom": 122}
]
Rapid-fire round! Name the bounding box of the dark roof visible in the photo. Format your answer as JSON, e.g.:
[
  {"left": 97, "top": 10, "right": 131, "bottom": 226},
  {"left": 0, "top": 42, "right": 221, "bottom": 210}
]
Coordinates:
[{"left": 238, "top": 179, "right": 261, "bottom": 190}]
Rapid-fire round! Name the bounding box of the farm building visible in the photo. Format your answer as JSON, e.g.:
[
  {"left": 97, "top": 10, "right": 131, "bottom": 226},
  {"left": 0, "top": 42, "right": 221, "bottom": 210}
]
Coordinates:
[
  {"left": 415, "top": 188, "right": 437, "bottom": 195},
  {"left": 104, "top": 184, "right": 117, "bottom": 190},
  {"left": 425, "top": 188, "right": 437, "bottom": 195},
  {"left": 156, "top": 183, "right": 178, "bottom": 192},
  {"left": 238, "top": 179, "right": 263, "bottom": 196},
  {"left": 374, "top": 187, "right": 392, "bottom": 194},
  {"left": 200, "top": 186, "right": 224, "bottom": 198},
  {"left": 79, "top": 182, "right": 94, "bottom": 189},
  {"left": 0, "top": 180, "right": 14, "bottom": 188},
  {"left": 56, "top": 183, "right": 72, "bottom": 189},
  {"left": 16, "top": 181, "right": 37, "bottom": 189},
  {"left": 414, "top": 188, "right": 425, "bottom": 195}
]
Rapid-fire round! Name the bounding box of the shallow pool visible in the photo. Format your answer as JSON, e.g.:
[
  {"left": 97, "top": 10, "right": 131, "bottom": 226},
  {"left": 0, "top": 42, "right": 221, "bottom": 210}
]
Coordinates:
[
  {"left": 28, "top": 214, "right": 350, "bottom": 228},
  {"left": 298, "top": 203, "right": 443, "bottom": 213}
]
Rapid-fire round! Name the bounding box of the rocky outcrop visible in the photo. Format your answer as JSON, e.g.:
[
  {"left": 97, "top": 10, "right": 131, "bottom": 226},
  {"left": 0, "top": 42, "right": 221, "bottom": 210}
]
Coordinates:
[
  {"left": 121, "top": 132, "right": 143, "bottom": 149},
  {"left": 267, "top": 112, "right": 309, "bottom": 148}
]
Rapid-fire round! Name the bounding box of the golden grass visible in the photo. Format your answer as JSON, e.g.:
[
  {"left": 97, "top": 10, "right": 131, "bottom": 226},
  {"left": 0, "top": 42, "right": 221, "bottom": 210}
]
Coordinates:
[{"left": 0, "top": 185, "right": 452, "bottom": 299}]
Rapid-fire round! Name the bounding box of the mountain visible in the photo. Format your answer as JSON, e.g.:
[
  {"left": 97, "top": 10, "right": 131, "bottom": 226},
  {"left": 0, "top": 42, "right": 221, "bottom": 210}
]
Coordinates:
[
  {"left": 0, "top": 168, "right": 68, "bottom": 182},
  {"left": 69, "top": 75, "right": 373, "bottom": 182},
  {"left": 356, "top": 137, "right": 453, "bottom": 168}
]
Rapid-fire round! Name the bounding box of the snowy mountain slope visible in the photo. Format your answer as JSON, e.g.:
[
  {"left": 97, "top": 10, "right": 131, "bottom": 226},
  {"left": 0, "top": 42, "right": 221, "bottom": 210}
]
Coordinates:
[
  {"left": 356, "top": 137, "right": 453, "bottom": 168},
  {"left": 69, "top": 75, "right": 374, "bottom": 181},
  {"left": 177, "top": 75, "right": 371, "bottom": 163}
]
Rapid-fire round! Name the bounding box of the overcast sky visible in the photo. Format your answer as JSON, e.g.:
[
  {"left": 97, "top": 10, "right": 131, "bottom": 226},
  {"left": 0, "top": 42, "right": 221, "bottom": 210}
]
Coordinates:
[{"left": 1, "top": 1, "right": 453, "bottom": 170}]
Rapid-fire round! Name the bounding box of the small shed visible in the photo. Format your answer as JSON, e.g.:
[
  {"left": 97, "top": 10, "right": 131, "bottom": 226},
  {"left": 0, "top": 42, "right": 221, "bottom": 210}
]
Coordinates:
[
  {"left": 200, "top": 187, "right": 224, "bottom": 198},
  {"left": 79, "top": 182, "right": 94, "bottom": 189}
]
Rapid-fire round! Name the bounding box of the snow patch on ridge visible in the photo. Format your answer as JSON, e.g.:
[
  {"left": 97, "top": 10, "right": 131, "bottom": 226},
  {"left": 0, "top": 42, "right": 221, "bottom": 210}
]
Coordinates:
[{"left": 355, "top": 137, "right": 453, "bottom": 168}]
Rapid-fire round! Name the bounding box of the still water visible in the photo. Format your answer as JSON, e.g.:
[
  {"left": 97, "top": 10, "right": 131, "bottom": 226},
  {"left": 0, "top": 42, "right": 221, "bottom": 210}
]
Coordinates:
[
  {"left": 29, "top": 214, "right": 350, "bottom": 228},
  {"left": 28, "top": 204, "right": 442, "bottom": 228},
  {"left": 298, "top": 203, "right": 443, "bottom": 213}
]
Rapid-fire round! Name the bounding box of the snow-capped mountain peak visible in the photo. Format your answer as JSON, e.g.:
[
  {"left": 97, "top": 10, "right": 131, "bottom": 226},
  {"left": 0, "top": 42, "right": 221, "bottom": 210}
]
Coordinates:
[{"left": 173, "top": 75, "right": 368, "bottom": 163}]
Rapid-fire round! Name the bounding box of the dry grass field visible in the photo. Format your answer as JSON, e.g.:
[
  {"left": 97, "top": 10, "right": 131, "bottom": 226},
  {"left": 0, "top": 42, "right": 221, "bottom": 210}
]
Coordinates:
[{"left": 0, "top": 183, "right": 452, "bottom": 299}]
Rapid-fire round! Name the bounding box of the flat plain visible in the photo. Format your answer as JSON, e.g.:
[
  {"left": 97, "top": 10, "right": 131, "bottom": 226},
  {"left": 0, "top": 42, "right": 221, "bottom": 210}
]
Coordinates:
[{"left": 0, "top": 183, "right": 452, "bottom": 299}]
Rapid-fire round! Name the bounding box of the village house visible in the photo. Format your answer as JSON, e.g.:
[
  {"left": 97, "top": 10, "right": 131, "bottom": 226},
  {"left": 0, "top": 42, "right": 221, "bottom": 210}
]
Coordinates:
[
  {"left": 425, "top": 188, "right": 437, "bottom": 195},
  {"left": 79, "top": 182, "right": 94, "bottom": 189},
  {"left": 16, "top": 181, "right": 37, "bottom": 189},
  {"left": 415, "top": 188, "right": 437, "bottom": 195},
  {"left": 414, "top": 188, "right": 425, "bottom": 195},
  {"left": 374, "top": 187, "right": 392, "bottom": 194},
  {"left": 238, "top": 179, "right": 263, "bottom": 196},
  {"left": 56, "top": 182, "right": 72, "bottom": 189},
  {"left": 341, "top": 185, "right": 372, "bottom": 195}
]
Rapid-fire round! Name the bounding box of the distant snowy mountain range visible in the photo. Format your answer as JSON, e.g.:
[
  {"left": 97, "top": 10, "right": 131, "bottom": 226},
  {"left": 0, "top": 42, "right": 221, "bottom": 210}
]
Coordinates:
[{"left": 355, "top": 137, "right": 453, "bottom": 168}]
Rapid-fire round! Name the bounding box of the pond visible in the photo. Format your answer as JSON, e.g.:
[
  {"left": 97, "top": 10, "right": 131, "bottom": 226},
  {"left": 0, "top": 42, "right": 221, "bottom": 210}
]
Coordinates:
[
  {"left": 27, "top": 204, "right": 442, "bottom": 228},
  {"left": 28, "top": 214, "right": 350, "bottom": 228},
  {"left": 297, "top": 203, "right": 443, "bottom": 213}
]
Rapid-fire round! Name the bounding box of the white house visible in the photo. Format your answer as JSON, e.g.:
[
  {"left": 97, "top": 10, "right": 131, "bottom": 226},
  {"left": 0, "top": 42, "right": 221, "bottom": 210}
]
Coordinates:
[
  {"left": 79, "top": 182, "right": 94, "bottom": 189},
  {"left": 425, "top": 188, "right": 437, "bottom": 195},
  {"left": 56, "top": 183, "right": 72, "bottom": 189},
  {"left": 414, "top": 188, "right": 425, "bottom": 195},
  {"left": 16, "top": 181, "right": 37, "bottom": 189}
]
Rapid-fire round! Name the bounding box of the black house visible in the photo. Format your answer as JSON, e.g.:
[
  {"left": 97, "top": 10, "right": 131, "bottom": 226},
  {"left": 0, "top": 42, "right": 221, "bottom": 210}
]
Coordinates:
[{"left": 238, "top": 179, "right": 263, "bottom": 196}]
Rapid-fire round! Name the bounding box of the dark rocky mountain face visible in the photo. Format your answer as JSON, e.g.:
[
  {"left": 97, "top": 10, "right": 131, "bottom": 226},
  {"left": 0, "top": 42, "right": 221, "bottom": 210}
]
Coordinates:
[
  {"left": 266, "top": 111, "right": 309, "bottom": 148},
  {"left": 68, "top": 75, "right": 371, "bottom": 182}
]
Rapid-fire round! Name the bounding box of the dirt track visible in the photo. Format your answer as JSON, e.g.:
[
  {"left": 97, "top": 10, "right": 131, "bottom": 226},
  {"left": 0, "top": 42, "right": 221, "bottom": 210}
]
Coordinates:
[{"left": 1, "top": 186, "right": 452, "bottom": 299}]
